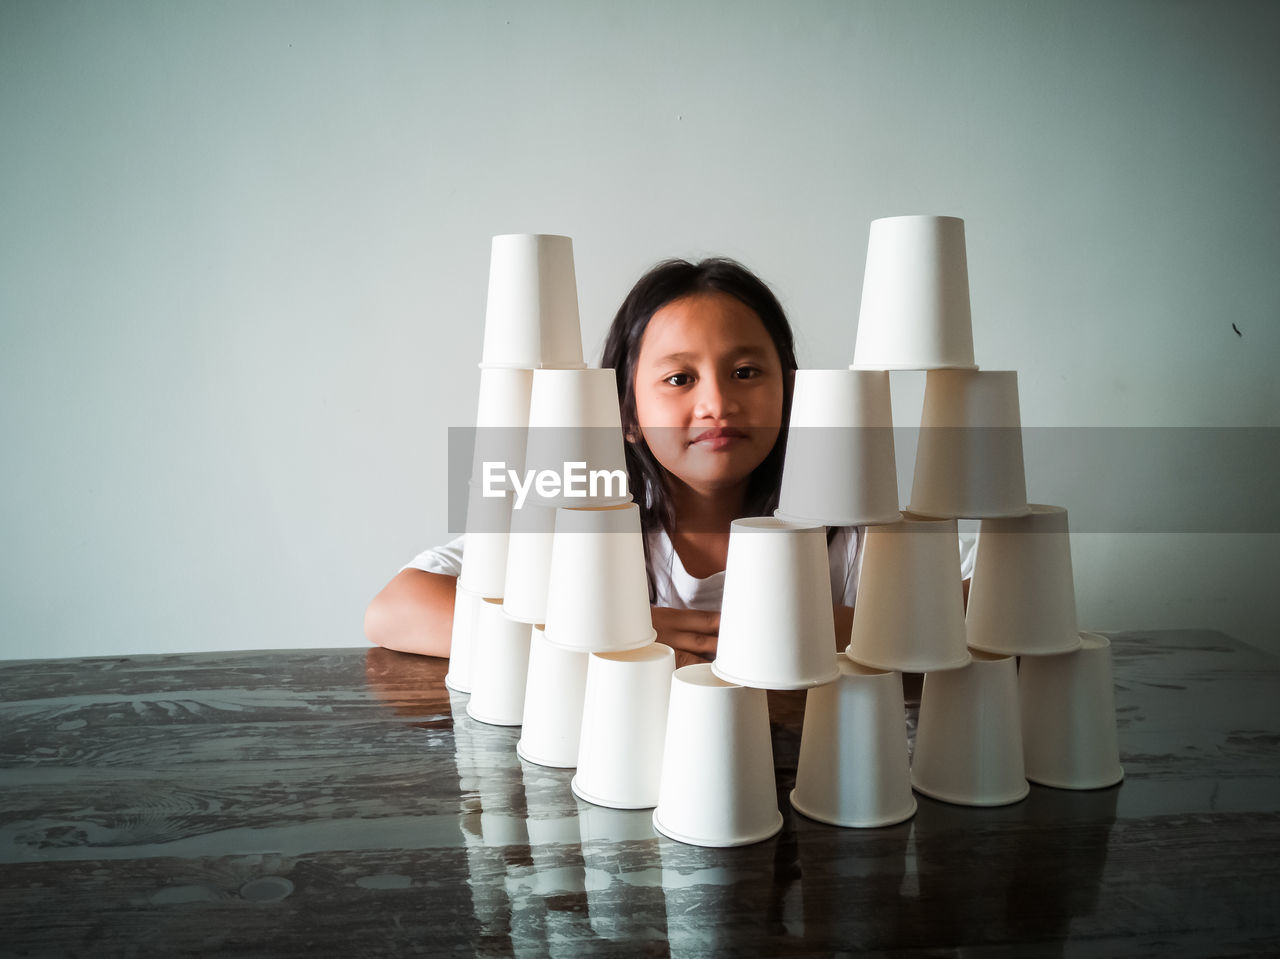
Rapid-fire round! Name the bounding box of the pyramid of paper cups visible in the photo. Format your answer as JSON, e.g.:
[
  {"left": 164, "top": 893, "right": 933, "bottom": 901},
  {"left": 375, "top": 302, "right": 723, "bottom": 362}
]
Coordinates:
[
  {"left": 444, "top": 222, "right": 1121, "bottom": 855},
  {"left": 833, "top": 214, "right": 1120, "bottom": 810}
]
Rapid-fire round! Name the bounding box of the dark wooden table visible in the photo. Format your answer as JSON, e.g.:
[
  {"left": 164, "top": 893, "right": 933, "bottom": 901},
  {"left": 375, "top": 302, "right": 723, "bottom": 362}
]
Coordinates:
[{"left": 2, "top": 630, "right": 1278, "bottom": 957}]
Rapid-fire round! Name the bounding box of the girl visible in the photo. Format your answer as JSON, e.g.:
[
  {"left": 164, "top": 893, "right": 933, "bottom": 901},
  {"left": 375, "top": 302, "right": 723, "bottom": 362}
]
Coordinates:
[{"left": 365, "top": 258, "right": 868, "bottom": 666}]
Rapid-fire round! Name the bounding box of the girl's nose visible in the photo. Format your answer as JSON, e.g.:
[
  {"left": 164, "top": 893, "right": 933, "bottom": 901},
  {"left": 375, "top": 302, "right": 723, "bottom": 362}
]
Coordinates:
[{"left": 693, "top": 375, "right": 740, "bottom": 419}]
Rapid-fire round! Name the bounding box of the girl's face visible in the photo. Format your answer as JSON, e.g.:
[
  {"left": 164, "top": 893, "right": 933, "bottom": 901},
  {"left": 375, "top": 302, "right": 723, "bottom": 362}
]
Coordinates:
[{"left": 632, "top": 291, "right": 786, "bottom": 498}]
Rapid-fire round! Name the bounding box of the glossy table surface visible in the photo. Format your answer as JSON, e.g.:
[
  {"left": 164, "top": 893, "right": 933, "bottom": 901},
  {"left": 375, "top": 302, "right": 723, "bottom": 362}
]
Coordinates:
[{"left": 2, "top": 630, "right": 1279, "bottom": 957}]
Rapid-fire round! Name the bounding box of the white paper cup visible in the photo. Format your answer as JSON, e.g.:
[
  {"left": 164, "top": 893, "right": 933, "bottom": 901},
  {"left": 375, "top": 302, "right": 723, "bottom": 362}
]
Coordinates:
[
  {"left": 458, "top": 480, "right": 514, "bottom": 598},
  {"left": 652, "top": 664, "right": 784, "bottom": 847},
  {"left": 516, "top": 626, "right": 590, "bottom": 768},
  {"left": 713, "top": 518, "right": 841, "bottom": 690},
  {"left": 908, "top": 370, "right": 1030, "bottom": 519},
  {"left": 967, "top": 504, "right": 1084, "bottom": 657},
  {"left": 522, "top": 368, "right": 631, "bottom": 508},
  {"left": 481, "top": 233, "right": 585, "bottom": 370},
  {"left": 444, "top": 582, "right": 483, "bottom": 694},
  {"left": 852, "top": 215, "right": 977, "bottom": 371},
  {"left": 776, "top": 370, "right": 901, "bottom": 527},
  {"left": 572, "top": 643, "right": 675, "bottom": 809},
  {"left": 911, "top": 651, "right": 1029, "bottom": 806},
  {"left": 542, "top": 504, "right": 656, "bottom": 654},
  {"left": 502, "top": 500, "right": 557, "bottom": 624},
  {"left": 791, "top": 659, "right": 917, "bottom": 828},
  {"left": 846, "top": 514, "right": 971, "bottom": 672},
  {"left": 1019, "top": 633, "right": 1125, "bottom": 789},
  {"left": 470, "top": 366, "right": 533, "bottom": 490},
  {"left": 466, "top": 599, "right": 533, "bottom": 727}
]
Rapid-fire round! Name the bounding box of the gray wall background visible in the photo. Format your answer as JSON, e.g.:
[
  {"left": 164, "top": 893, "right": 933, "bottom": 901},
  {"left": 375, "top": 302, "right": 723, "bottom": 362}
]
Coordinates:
[{"left": 2, "top": 0, "right": 1277, "bottom": 660}]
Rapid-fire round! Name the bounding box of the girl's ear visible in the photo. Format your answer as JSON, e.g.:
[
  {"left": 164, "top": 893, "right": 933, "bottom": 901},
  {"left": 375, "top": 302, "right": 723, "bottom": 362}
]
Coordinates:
[{"left": 624, "top": 426, "right": 643, "bottom": 444}]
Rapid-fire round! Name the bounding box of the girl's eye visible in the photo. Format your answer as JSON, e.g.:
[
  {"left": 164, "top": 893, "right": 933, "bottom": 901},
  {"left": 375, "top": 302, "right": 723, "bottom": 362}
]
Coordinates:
[
  {"left": 733, "top": 366, "right": 761, "bottom": 380},
  {"left": 664, "top": 372, "right": 692, "bottom": 387}
]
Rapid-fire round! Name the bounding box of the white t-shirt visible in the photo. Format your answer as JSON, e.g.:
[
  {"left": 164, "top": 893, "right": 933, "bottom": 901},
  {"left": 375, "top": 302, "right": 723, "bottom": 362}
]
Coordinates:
[{"left": 401, "top": 525, "right": 977, "bottom": 611}]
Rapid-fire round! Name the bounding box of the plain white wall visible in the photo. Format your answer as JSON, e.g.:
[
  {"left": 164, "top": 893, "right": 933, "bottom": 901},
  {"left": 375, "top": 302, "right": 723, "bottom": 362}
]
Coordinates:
[{"left": 2, "top": 0, "right": 1277, "bottom": 660}]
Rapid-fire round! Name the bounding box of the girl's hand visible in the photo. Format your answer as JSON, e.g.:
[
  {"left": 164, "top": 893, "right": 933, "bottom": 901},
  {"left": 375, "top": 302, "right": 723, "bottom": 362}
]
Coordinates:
[{"left": 651, "top": 606, "right": 719, "bottom": 669}]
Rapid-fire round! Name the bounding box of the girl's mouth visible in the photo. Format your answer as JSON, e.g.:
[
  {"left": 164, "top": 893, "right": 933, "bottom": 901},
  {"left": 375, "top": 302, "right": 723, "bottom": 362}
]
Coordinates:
[{"left": 690, "top": 427, "right": 749, "bottom": 451}]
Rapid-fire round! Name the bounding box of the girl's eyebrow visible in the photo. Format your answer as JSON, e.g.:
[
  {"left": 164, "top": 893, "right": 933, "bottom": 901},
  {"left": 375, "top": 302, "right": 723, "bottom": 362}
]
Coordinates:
[{"left": 650, "top": 345, "right": 773, "bottom": 366}]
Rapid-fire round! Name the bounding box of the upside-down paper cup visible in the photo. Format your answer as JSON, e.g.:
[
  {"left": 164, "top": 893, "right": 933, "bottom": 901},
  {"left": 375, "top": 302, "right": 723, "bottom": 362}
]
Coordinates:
[
  {"left": 444, "top": 582, "right": 483, "bottom": 694},
  {"left": 481, "top": 233, "right": 585, "bottom": 370},
  {"left": 911, "top": 651, "right": 1029, "bottom": 806},
  {"left": 713, "top": 518, "right": 841, "bottom": 690},
  {"left": 542, "top": 504, "right": 656, "bottom": 654},
  {"left": 572, "top": 643, "right": 675, "bottom": 809},
  {"left": 846, "top": 515, "right": 971, "bottom": 672},
  {"left": 465, "top": 599, "right": 533, "bottom": 727},
  {"left": 458, "top": 480, "right": 514, "bottom": 599},
  {"left": 653, "top": 664, "right": 783, "bottom": 847},
  {"left": 517, "top": 626, "right": 590, "bottom": 768},
  {"left": 470, "top": 366, "right": 533, "bottom": 489},
  {"left": 852, "top": 215, "right": 977, "bottom": 371},
  {"left": 776, "top": 370, "right": 901, "bottom": 527},
  {"left": 791, "top": 659, "right": 916, "bottom": 828},
  {"left": 908, "top": 370, "right": 1030, "bottom": 519},
  {"left": 967, "top": 504, "right": 1084, "bottom": 657},
  {"left": 1019, "top": 633, "right": 1125, "bottom": 789},
  {"left": 523, "top": 368, "right": 630, "bottom": 508},
  {"left": 502, "top": 500, "right": 556, "bottom": 624}
]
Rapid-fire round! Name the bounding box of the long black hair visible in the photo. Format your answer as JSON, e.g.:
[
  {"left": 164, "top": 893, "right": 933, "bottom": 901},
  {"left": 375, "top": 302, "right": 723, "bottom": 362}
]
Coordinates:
[{"left": 600, "top": 257, "right": 799, "bottom": 552}]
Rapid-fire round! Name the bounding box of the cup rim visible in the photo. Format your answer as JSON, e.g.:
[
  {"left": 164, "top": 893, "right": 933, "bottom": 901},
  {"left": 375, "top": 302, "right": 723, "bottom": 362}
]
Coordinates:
[
  {"left": 774, "top": 507, "right": 903, "bottom": 528},
  {"left": 968, "top": 634, "right": 1084, "bottom": 657},
  {"left": 846, "top": 646, "right": 972, "bottom": 673},
  {"left": 789, "top": 789, "right": 917, "bottom": 829},
  {"left": 1025, "top": 768, "right": 1125, "bottom": 791},
  {"left": 849, "top": 362, "right": 979, "bottom": 372},
  {"left": 542, "top": 626, "right": 657, "bottom": 654},
  {"left": 571, "top": 774, "right": 656, "bottom": 811},
  {"left": 910, "top": 779, "right": 1031, "bottom": 807},
  {"left": 711, "top": 660, "right": 840, "bottom": 691},
  {"left": 730, "top": 516, "right": 822, "bottom": 532},
  {"left": 515, "top": 739, "right": 577, "bottom": 770},
  {"left": 652, "top": 808, "right": 783, "bottom": 848}
]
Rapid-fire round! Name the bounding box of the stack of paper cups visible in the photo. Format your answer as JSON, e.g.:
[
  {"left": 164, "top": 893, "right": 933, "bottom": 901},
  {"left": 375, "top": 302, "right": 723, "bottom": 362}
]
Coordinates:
[
  {"left": 911, "top": 651, "right": 1029, "bottom": 806},
  {"left": 908, "top": 370, "right": 1030, "bottom": 519},
  {"left": 967, "top": 504, "right": 1084, "bottom": 656},
  {"left": 851, "top": 215, "right": 977, "bottom": 371},
  {"left": 776, "top": 370, "right": 901, "bottom": 527},
  {"left": 466, "top": 598, "right": 533, "bottom": 727},
  {"left": 542, "top": 504, "right": 656, "bottom": 654},
  {"left": 572, "top": 644, "right": 675, "bottom": 809},
  {"left": 516, "top": 626, "right": 590, "bottom": 768},
  {"left": 522, "top": 368, "right": 631, "bottom": 508},
  {"left": 481, "top": 234, "right": 585, "bottom": 371},
  {"left": 1019, "top": 634, "right": 1125, "bottom": 789},
  {"left": 652, "top": 664, "right": 784, "bottom": 847},
  {"left": 846, "top": 514, "right": 971, "bottom": 673},
  {"left": 713, "top": 518, "right": 841, "bottom": 690},
  {"left": 791, "top": 659, "right": 917, "bottom": 828},
  {"left": 444, "top": 582, "right": 484, "bottom": 694}
]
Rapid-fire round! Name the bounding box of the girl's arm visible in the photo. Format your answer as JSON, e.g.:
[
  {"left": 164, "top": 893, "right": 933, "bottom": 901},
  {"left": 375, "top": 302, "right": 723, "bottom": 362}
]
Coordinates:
[{"left": 364, "top": 569, "right": 457, "bottom": 658}]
